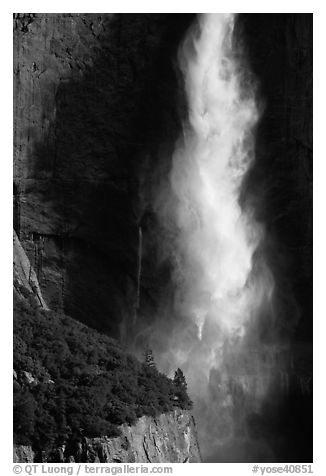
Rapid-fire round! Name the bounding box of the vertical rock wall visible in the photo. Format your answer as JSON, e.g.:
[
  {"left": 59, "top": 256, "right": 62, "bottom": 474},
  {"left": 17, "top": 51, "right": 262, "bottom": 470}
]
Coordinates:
[
  {"left": 13, "top": 13, "right": 194, "bottom": 338},
  {"left": 236, "top": 14, "right": 313, "bottom": 462}
]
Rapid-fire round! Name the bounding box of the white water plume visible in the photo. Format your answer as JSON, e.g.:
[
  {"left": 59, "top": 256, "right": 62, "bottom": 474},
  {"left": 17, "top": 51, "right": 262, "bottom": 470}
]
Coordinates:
[
  {"left": 151, "top": 13, "right": 277, "bottom": 460},
  {"left": 172, "top": 13, "right": 263, "bottom": 339}
]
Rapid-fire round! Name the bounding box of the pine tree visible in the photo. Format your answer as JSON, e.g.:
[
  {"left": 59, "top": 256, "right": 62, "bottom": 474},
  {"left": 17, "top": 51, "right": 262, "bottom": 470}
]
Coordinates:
[
  {"left": 144, "top": 346, "right": 156, "bottom": 368},
  {"left": 173, "top": 368, "right": 187, "bottom": 389},
  {"left": 173, "top": 368, "right": 192, "bottom": 409}
]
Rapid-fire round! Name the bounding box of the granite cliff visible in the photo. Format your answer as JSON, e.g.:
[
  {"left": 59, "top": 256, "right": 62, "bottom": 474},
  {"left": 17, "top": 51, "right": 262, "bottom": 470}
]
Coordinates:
[
  {"left": 13, "top": 229, "right": 201, "bottom": 463},
  {"left": 13, "top": 13, "right": 194, "bottom": 340},
  {"left": 13, "top": 13, "right": 312, "bottom": 342},
  {"left": 14, "top": 229, "right": 48, "bottom": 309},
  {"left": 13, "top": 13, "right": 312, "bottom": 462},
  {"left": 14, "top": 409, "right": 201, "bottom": 463}
]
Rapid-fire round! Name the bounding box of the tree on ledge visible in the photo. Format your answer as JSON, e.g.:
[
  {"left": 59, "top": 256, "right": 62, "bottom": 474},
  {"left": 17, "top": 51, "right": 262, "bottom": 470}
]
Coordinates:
[
  {"left": 143, "top": 346, "right": 156, "bottom": 369},
  {"left": 173, "top": 368, "right": 193, "bottom": 409}
]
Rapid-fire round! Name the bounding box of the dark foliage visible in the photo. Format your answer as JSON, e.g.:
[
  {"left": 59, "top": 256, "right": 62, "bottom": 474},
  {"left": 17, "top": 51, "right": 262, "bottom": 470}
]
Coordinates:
[
  {"left": 173, "top": 368, "right": 193, "bottom": 410},
  {"left": 143, "top": 346, "right": 156, "bottom": 369},
  {"left": 13, "top": 296, "right": 191, "bottom": 453}
]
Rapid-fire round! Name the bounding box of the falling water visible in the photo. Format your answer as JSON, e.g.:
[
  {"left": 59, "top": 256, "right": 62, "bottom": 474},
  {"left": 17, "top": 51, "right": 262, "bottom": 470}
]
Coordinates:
[
  {"left": 136, "top": 226, "right": 143, "bottom": 312},
  {"left": 150, "top": 13, "right": 279, "bottom": 461},
  {"left": 131, "top": 226, "right": 143, "bottom": 332}
]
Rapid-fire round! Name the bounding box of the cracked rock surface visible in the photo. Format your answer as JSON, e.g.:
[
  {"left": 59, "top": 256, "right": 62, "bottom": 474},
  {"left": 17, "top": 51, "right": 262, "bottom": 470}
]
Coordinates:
[{"left": 13, "top": 409, "right": 201, "bottom": 463}]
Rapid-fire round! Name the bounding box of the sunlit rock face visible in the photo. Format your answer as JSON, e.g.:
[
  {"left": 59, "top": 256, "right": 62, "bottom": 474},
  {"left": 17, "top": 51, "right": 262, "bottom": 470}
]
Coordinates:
[
  {"left": 14, "top": 410, "right": 201, "bottom": 463},
  {"left": 13, "top": 229, "right": 48, "bottom": 309}
]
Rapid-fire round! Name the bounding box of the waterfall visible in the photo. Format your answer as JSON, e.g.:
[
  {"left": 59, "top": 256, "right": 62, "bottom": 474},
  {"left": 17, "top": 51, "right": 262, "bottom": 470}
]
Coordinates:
[
  {"left": 152, "top": 13, "right": 277, "bottom": 461},
  {"left": 137, "top": 226, "right": 142, "bottom": 311},
  {"left": 133, "top": 226, "right": 143, "bottom": 327}
]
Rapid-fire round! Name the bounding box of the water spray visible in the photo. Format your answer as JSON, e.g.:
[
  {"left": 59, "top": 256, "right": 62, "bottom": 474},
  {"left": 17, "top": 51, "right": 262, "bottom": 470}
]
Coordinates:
[{"left": 152, "top": 14, "right": 277, "bottom": 460}]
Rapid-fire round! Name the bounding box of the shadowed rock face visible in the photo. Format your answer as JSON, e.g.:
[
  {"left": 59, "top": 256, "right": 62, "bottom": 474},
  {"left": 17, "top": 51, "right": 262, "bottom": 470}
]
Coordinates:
[
  {"left": 14, "top": 409, "right": 201, "bottom": 463},
  {"left": 238, "top": 14, "right": 312, "bottom": 344},
  {"left": 14, "top": 13, "right": 312, "bottom": 339},
  {"left": 13, "top": 13, "right": 195, "bottom": 337},
  {"left": 232, "top": 14, "right": 313, "bottom": 463}
]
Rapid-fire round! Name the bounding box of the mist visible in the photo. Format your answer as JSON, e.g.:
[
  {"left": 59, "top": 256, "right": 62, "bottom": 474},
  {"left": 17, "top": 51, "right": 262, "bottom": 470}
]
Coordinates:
[{"left": 135, "top": 13, "right": 293, "bottom": 461}]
